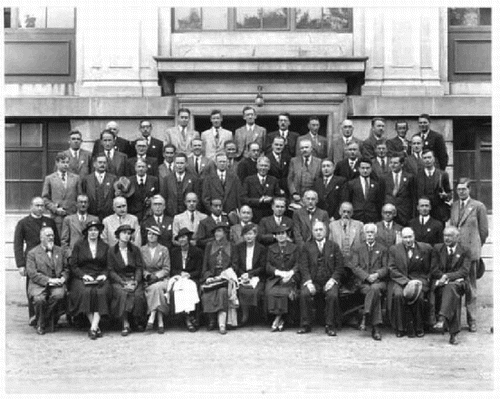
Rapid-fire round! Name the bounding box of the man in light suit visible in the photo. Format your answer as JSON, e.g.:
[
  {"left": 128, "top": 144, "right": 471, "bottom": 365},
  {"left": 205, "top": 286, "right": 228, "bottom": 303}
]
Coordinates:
[
  {"left": 136, "top": 120, "right": 164, "bottom": 165},
  {"left": 140, "top": 195, "right": 173, "bottom": 251},
  {"left": 292, "top": 190, "right": 330, "bottom": 249},
  {"left": 331, "top": 119, "right": 362, "bottom": 164},
  {"left": 449, "top": 178, "right": 488, "bottom": 332},
  {"left": 60, "top": 129, "right": 92, "bottom": 178},
  {"left": 92, "top": 121, "right": 133, "bottom": 158},
  {"left": 99, "top": 129, "right": 128, "bottom": 177},
  {"left": 61, "top": 194, "right": 99, "bottom": 258},
  {"left": 164, "top": 108, "right": 200, "bottom": 156},
  {"left": 234, "top": 106, "right": 266, "bottom": 160},
  {"left": 361, "top": 117, "right": 386, "bottom": 159},
  {"left": 187, "top": 138, "right": 209, "bottom": 178},
  {"left": 288, "top": 139, "right": 322, "bottom": 204},
  {"left": 264, "top": 112, "right": 300, "bottom": 158},
  {"left": 42, "top": 152, "right": 81, "bottom": 235},
  {"left": 80, "top": 155, "right": 118, "bottom": 221},
  {"left": 126, "top": 137, "right": 159, "bottom": 177},
  {"left": 386, "top": 120, "right": 411, "bottom": 158},
  {"left": 258, "top": 197, "right": 294, "bottom": 246},
  {"left": 203, "top": 140, "right": 240, "bottom": 177},
  {"left": 296, "top": 116, "right": 328, "bottom": 160},
  {"left": 329, "top": 201, "right": 364, "bottom": 266},
  {"left": 201, "top": 109, "right": 233, "bottom": 160},
  {"left": 172, "top": 192, "right": 207, "bottom": 247},
  {"left": 415, "top": 113, "right": 448, "bottom": 170},
  {"left": 312, "top": 159, "right": 345, "bottom": 219},
  {"left": 375, "top": 203, "right": 402, "bottom": 249},
  {"left": 101, "top": 196, "right": 141, "bottom": 247},
  {"left": 26, "top": 226, "right": 68, "bottom": 335}
]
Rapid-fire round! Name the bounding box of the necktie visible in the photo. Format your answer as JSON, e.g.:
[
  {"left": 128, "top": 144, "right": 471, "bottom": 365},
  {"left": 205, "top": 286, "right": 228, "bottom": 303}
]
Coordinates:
[
  {"left": 181, "top": 127, "right": 186, "bottom": 141},
  {"left": 304, "top": 157, "right": 309, "bottom": 169},
  {"left": 393, "top": 173, "right": 400, "bottom": 196},
  {"left": 61, "top": 172, "right": 66, "bottom": 183},
  {"left": 80, "top": 214, "right": 85, "bottom": 223},
  {"left": 363, "top": 177, "right": 369, "bottom": 199},
  {"left": 98, "top": 174, "right": 104, "bottom": 184},
  {"left": 318, "top": 242, "right": 323, "bottom": 253},
  {"left": 215, "top": 129, "right": 220, "bottom": 146},
  {"left": 407, "top": 247, "right": 413, "bottom": 259},
  {"left": 276, "top": 154, "right": 281, "bottom": 165},
  {"left": 368, "top": 245, "right": 373, "bottom": 264},
  {"left": 380, "top": 158, "right": 386, "bottom": 171},
  {"left": 276, "top": 217, "right": 281, "bottom": 226},
  {"left": 46, "top": 250, "right": 52, "bottom": 260},
  {"left": 261, "top": 177, "right": 265, "bottom": 186},
  {"left": 195, "top": 157, "right": 200, "bottom": 174},
  {"left": 343, "top": 222, "right": 347, "bottom": 232},
  {"left": 220, "top": 172, "right": 225, "bottom": 186},
  {"left": 106, "top": 150, "right": 111, "bottom": 160},
  {"left": 156, "top": 216, "right": 161, "bottom": 225},
  {"left": 447, "top": 248, "right": 454, "bottom": 270},
  {"left": 190, "top": 212, "right": 195, "bottom": 224},
  {"left": 350, "top": 160, "right": 355, "bottom": 170},
  {"left": 139, "top": 177, "right": 144, "bottom": 186},
  {"left": 421, "top": 216, "right": 425, "bottom": 225},
  {"left": 324, "top": 177, "right": 328, "bottom": 187},
  {"left": 460, "top": 201, "right": 466, "bottom": 218}
]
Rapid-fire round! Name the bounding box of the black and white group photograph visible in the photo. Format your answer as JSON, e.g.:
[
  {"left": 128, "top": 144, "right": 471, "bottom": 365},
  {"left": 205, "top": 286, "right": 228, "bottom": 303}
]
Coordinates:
[{"left": 1, "top": 1, "right": 496, "bottom": 396}]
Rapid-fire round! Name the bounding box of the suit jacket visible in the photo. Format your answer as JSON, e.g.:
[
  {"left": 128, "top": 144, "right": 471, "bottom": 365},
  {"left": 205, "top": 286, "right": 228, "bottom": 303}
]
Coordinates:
[
  {"left": 141, "top": 215, "right": 174, "bottom": 250},
  {"left": 312, "top": 175, "right": 346, "bottom": 219},
  {"left": 257, "top": 215, "right": 294, "bottom": 246},
  {"left": 350, "top": 242, "right": 388, "bottom": 283},
  {"left": 61, "top": 213, "right": 100, "bottom": 258},
  {"left": 194, "top": 215, "right": 230, "bottom": 249},
  {"left": 201, "top": 127, "right": 233, "bottom": 160},
  {"left": 296, "top": 133, "right": 328, "bottom": 160},
  {"left": 331, "top": 136, "right": 362, "bottom": 164},
  {"left": 242, "top": 174, "right": 281, "bottom": 222},
  {"left": 292, "top": 207, "right": 330, "bottom": 248},
  {"left": 388, "top": 241, "right": 432, "bottom": 291},
  {"left": 408, "top": 216, "right": 443, "bottom": 245},
  {"left": 329, "top": 219, "right": 364, "bottom": 257},
  {"left": 375, "top": 221, "right": 402, "bottom": 248},
  {"left": 232, "top": 241, "right": 267, "bottom": 279},
  {"left": 164, "top": 126, "right": 200, "bottom": 155},
  {"left": 162, "top": 172, "right": 200, "bottom": 217},
  {"left": 361, "top": 133, "right": 386, "bottom": 159},
  {"left": 265, "top": 150, "right": 290, "bottom": 196},
  {"left": 106, "top": 150, "right": 128, "bottom": 177},
  {"left": 382, "top": 171, "right": 416, "bottom": 225},
  {"left": 344, "top": 176, "right": 385, "bottom": 224},
  {"left": 126, "top": 175, "right": 159, "bottom": 221},
  {"left": 107, "top": 242, "right": 143, "bottom": 285},
  {"left": 449, "top": 198, "right": 488, "bottom": 260},
  {"left": 202, "top": 171, "right": 242, "bottom": 214},
  {"left": 264, "top": 130, "right": 300, "bottom": 158},
  {"left": 101, "top": 213, "right": 141, "bottom": 247},
  {"left": 416, "top": 169, "right": 452, "bottom": 222},
  {"left": 80, "top": 172, "right": 118, "bottom": 221},
  {"left": 60, "top": 149, "right": 92, "bottom": 178},
  {"left": 234, "top": 124, "right": 266, "bottom": 159},
  {"left": 300, "top": 240, "right": 344, "bottom": 285},
  {"left": 42, "top": 172, "right": 81, "bottom": 219},
  {"left": 93, "top": 136, "right": 133, "bottom": 158},
  {"left": 126, "top": 156, "right": 159, "bottom": 177},
  {"left": 169, "top": 245, "right": 204, "bottom": 282},
  {"left": 69, "top": 238, "right": 109, "bottom": 279},
  {"left": 418, "top": 130, "right": 449, "bottom": 170},
  {"left": 187, "top": 154, "right": 210, "bottom": 178},
  {"left": 172, "top": 210, "right": 207, "bottom": 243},
  {"left": 371, "top": 157, "right": 390, "bottom": 179},
  {"left": 403, "top": 153, "right": 425, "bottom": 177},
  {"left": 386, "top": 136, "right": 410, "bottom": 157},
  {"left": 26, "top": 244, "right": 68, "bottom": 298},
  {"left": 431, "top": 243, "right": 471, "bottom": 282},
  {"left": 132, "top": 136, "right": 164, "bottom": 164},
  {"left": 140, "top": 243, "right": 170, "bottom": 280},
  {"left": 287, "top": 156, "right": 322, "bottom": 197},
  {"left": 333, "top": 158, "right": 361, "bottom": 180},
  {"left": 204, "top": 158, "right": 240, "bottom": 177},
  {"left": 237, "top": 157, "right": 259, "bottom": 183}
]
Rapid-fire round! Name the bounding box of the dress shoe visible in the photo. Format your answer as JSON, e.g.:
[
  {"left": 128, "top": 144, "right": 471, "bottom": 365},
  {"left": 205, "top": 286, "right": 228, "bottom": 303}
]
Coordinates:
[
  {"left": 88, "top": 329, "right": 97, "bottom": 340},
  {"left": 433, "top": 320, "right": 445, "bottom": 333},
  {"left": 145, "top": 322, "right": 154, "bottom": 331},
  {"left": 29, "top": 316, "right": 37, "bottom": 327},
  {"left": 297, "top": 325, "right": 312, "bottom": 334},
  {"left": 469, "top": 323, "right": 477, "bottom": 333},
  {"left": 449, "top": 333, "right": 459, "bottom": 345},
  {"left": 219, "top": 325, "right": 227, "bottom": 335},
  {"left": 372, "top": 327, "right": 382, "bottom": 341},
  {"left": 325, "top": 325, "right": 337, "bottom": 337},
  {"left": 395, "top": 330, "right": 405, "bottom": 338},
  {"left": 121, "top": 327, "right": 131, "bottom": 337},
  {"left": 278, "top": 320, "right": 285, "bottom": 332},
  {"left": 157, "top": 326, "right": 165, "bottom": 334},
  {"left": 136, "top": 325, "right": 146, "bottom": 332},
  {"left": 226, "top": 324, "right": 236, "bottom": 331},
  {"left": 186, "top": 318, "right": 196, "bottom": 332},
  {"left": 96, "top": 328, "right": 103, "bottom": 338},
  {"left": 207, "top": 322, "right": 216, "bottom": 331},
  {"left": 36, "top": 326, "right": 45, "bottom": 335},
  {"left": 416, "top": 330, "right": 425, "bottom": 338}
]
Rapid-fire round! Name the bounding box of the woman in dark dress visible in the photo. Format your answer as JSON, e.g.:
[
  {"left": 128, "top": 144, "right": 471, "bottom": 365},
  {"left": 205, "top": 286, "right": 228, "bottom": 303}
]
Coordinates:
[
  {"left": 68, "top": 221, "right": 110, "bottom": 340},
  {"left": 108, "top": 224, "right": 147, "bottom": 336},
  {"left": 232, "top": 223, "right": 267, "bottom": 326},
  {"left": 265, "top": 224, "right": 300, "bottom": 332}
]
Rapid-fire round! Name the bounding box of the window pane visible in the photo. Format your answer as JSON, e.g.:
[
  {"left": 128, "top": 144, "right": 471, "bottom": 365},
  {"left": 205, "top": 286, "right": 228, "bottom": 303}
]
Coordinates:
[
  {"left": 46, "top": 7, "right": 74, "bottom": 28},
  {"left": 21, "top": 123, "right": 43, "bottom": 147},
  {"left": 479, "top": 8, "right": 491, "bottom": 25},
  {"left": 5, "top": 123, "right": 21, "bottom": 147},
  {"left": 6, "top": 182, "right": 43, "bottom": 211},
  {"left": 262, "top": 8, "right": 288, "bottom": 29},
  {"left": 202, "top": 8, "right": 228, "bottom": 30},
  {"left": 236, "top": 8, "right": 261, "bottom": 29},
  {"left": 22, "top": 152, "right": 44, "bottom": 179},
  {"left": 296, "top": 8, "right": 322, "bottom": 29},
  {"left": 5, "top": 152, "right": 20, "bottom": 179},
  {"left": 449, "top": 8, "right": 480, "bottom": 26},
  {"left": 175, "top": 8, "right": 202, "bottom": 31},
  {"left": 322, "top": 8, "right": 352, "bottom": 31},
  {"left": 47, "top": 121, "right": 71, "bottom": 148},
  {"left": 16, "top": 7, "right": 46, "bottom": 28},
  {"left": 4, "top": 7, "right": 11, "bottom": 28}
]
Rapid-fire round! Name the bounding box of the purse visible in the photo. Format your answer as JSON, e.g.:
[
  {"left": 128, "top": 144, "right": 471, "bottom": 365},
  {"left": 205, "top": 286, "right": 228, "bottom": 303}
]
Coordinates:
[{"left": 201, "top": 279, "right": 227, "bottom": 293}]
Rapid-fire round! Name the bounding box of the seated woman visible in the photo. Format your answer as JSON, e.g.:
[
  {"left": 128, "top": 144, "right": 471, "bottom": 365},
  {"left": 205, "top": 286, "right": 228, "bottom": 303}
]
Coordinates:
[
  {"left": 68, "top": 220, "right": 110, "bottom": 340},
  {"left": 229, "top": 205, "right": 254, "bottom": 245},
  {"left": 141, "top": 225, "right": 170, "bottom": 334},
  {"left": 265, "top": 224, "right": 300, "bottom": 332},
  {"left": 200, "top": 222, "right": 237, "bottom": 335},
  {"left": 169, "top": 228, "right": 203, "bottom": 332},
  {"left": 231, "top": 223, "right": 267, "bottom": 326},
  {"left": 108, "top": 224, "right": 147, "bottom": 336}
]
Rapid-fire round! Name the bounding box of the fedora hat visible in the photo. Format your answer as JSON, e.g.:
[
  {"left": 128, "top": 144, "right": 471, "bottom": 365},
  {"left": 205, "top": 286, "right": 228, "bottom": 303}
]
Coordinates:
[
  {"left": 403, "top": 279, "right": 422, "bottom": 305},
  {"left": 114, "top": 224, "right": 136, "bottom": 238},
  {"left": 82, "top": 220, "right": 104, "bottom": 236},
  {"left": 175, "top": 227, "right": 194, "bottom": 241},
  {"left": 113, "top": 176, "right": 135, "bottom": 198}
]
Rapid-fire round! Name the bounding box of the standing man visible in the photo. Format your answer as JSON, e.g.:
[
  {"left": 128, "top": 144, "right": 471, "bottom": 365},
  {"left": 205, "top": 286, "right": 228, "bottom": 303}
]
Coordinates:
[
  {"left": 264, "top": 112, "right": 299, "bottom": 158},
  {"left": 237, "top": 142, "right": 261, "bottom": 183},
  {"left": 201, "top": 109, "right": 233, "bottom": 160},
  {"left": 361, "top": 117, "right": 386, "bottom": 159},
  {"left": 187, "top": 137, "right": 209, "bottom": 178},
  {"left": 292, "top": 190, "right": 330, "bottom": 249},
  {"left": 234, "top": 106, "right": 266, "bottom": 160},
  {"left": 371, "top": 140, "right": 390, "bottom": 179},
  {"left": 415, "top": 113, "right": 448, "bottom": 170},
  {"left": 61, "top": 129, "right": 92, "bottom": 178},
  {"left": 408, "top": 197, "right": 444, "bottom": 246},
  {"left": 258, "top": 197, "right": 294, "bottom": 246},
  {"left": 172, "top": 192, "right": 207, "bottom": 246},
  {"left": 158, "top": 144, "right": 176, "bottom": 196},
  {"left": 99, "top": 129, "right": 128, "bottom": 177},
  {"left": 101, "top": 196, "right": 141, "bottom": 247},
  {"left": 449, "top": 178, "right": 488, "bottom": 333},
  {"left": 14, "top": 197, "right": 60, "bottom": 326},
  {"left": 137, "top": 120, "right": 164, "bottom": 165},
  {"left": 333, "top": 141, "right": 361, "bottom": 181},
  {"left": 288, "top": 139, "right": 322, "bottom": 204},
  {"left": 404, "top": 135, "right": 425, "bottom": 177},
  {"left": 331, "top": 119, "right": 362, "bottom": 163},
  {"left": 42, "top": 152, "right": 81, "bottom": 235},
  {"left": 165, "top": 108, "right": 200, "bottom": 155},
  {"left": 141, "top": 194, "right": 174, "bottom": 250},
  {"left": 312, "top": 159, "right": 345, "bottom": 219},
  {"left": 125, "top": 159, "right": 159, "bottom": 222},
  {"left": 296, "top": 116, "right": 328, "bottom": 160},
  {"left": 126, "top": 137, "right": 159, "bottom": 177},
  {"left": 265, "top": 136, "right": 290, "bottom": 198},
  {"left": 92, "top": 121, "right": 133, "bottom": 158},
  {"left": 386, "top": 120, "right": 411, "bottom": 157}
]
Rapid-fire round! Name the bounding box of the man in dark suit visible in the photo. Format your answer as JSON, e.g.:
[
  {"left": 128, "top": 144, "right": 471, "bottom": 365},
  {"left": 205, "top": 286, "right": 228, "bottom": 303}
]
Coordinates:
[
  {"left": 416, "top": 113, "right": 448, "bottom": 170},
  {"left": 265, "top": 135, "right": 290, "bottom": 197},
  {"left": 388, "top": 227, "right": 432, "bottom": 338},
  {"left": 383, "top": 154, "right": 416, "bottom": 226},
  {"left": 408, "top": 197, "right": 444, "bottom": 245},
  {"left": 242, "top": 155, "right": 281, "bottom": 223},
  {"left": 187, "top": 138, "right": 209, "bottom": 178},
  {"left": 350, "top": 223, "right": 388, "bottom": 340},
  {"left": 313, "top": 159, "right": 345, "bottom": 219},
  {"left": 416, "top": 149, "right": 452, "bottom": 223},
  {"left": 404, "top": 135, "right": 425, "bottom": 176},
  {"left": 92, "top": 121, "right": 133, "bottom": 158},
  {"left": 162, "top": 153, "right": 199, "bottom": 217},
  {"left": 297, "top": 220, "right": 344, "bottom": 336},
  {"left": 202, "top": 153, "right": 242, "bottom": 215},
  {"left": 14, "top": 197, "right": 60, "bottom": 325},
  {"left": 288, "top": 139, "right": 322, "bottom": 204},
  {"left": 296, "top": 116, "right": 328, "bottom": 159},
  {"left": 61, "top": 129, "right": 92, "bottom": 178},
  {"left": 344, "top": 158, "right": 385, "bottom": 224},
  {"left": 333, "top": 141, "right": 361, "bottom": 180},
  {"left": 99, "top": 129, "right": 128, "bottom": 177},
  {"left": 292, "top": 190, "right": 330, "bottom": 249},
  {"left": 386, "top": 120, "right": 411, "bottom": 157},
  {"left": 140, "top": 194, "right": 173, "bottom": 251},
  {"left": 158, "top": 144, "right": 176, "bottom": 197},
  {"left": 126, "top": 137, "right": 159, "bottom": 176},
  {"left": 431, "top": 226, "right": 471, "bottom": 345},
  {"left": 331, "top": 119, "right": 362, "bottom": 163},
  {"left": 193, "top": 198, "right": 229, "bottom": 250},
  {"left": 126, "top": 159, "right": 159, "bottom": 222},
  {"left": 234, "top": 106, "right": 266, "bottom": 160},
  {"left": 80, "top": 155, "right": 118, "bottom": 221},
  {"left": 264, "top": 112, "right": 299, "bottom": 158},
  {"left": 371, "top": 140, "right": 390, "bottom": 179},
  {"left": 361, "top": 117, "right": 386, "bottom": 159},
  {"left": 136, "top": 120, "right": 164, "bottom": 165},
  {"left": 237, "top": 142, "right": 261, "bottom": 183},
  {"left": 258, "top": 197, "right": 294, "bottom": 246},
  {"left": 26, "top": 226, "right": 68, "bottom": 335}
]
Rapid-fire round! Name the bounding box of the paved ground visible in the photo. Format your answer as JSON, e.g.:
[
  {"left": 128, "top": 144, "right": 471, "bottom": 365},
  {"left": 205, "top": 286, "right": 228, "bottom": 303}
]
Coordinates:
[{"left": 3, "top": 272, "right": 495, "bottom": 395}]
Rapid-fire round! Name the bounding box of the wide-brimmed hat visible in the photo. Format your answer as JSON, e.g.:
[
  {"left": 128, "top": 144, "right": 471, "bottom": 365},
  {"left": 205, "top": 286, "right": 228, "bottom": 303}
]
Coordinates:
[
  {"left": 211, "top": 221, "right": 230, "bottom": 233},
  {"left": 175, "top": 227, "right": 194, "bottom": 241},
  {"left": 113, "top": 176, "right": 135, "bottom": 198},
  {"left": 114, "top": 224, "right": 136, "bottom": 238},
  {"left": 82, "top": 220, "right": 104, "bottom": 236},
  {"left": 403, "top": 279, "right": 422, "bottom": 305},
  {"left": 241, "top": 223, "right": 257, "bottom": 236},
  {"left": 145, "top": 225, "right": 162, "bottom": 236},
  {"left": 273, "top": 224, "right": 291, "bottom": 234}
]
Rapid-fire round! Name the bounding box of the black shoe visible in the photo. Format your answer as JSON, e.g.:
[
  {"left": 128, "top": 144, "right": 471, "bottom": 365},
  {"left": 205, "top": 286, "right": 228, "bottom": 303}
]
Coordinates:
[
  {"left": 469, "top": 323, "right": 477, "bottom": 333},
  {"left": 325, "top": 325, "right": 337, "bottom": 337},
  {"left": 297, "top": 325, "right": 311, "bottom": 334},
  {"left": 157, "top": 326, "right": 165, "bottom": 334},
  {"left": 449, "top": 333, "right": 459, "bottom": 345},
  {"left": 395, "top": 330, "right": 405, "bottom": 338},
  {"left": 36, "top": 326, "right": 45, "bottom": 335},
  {"left": 29, "top": 316, "right": 37, "bottom": 327},
  {"left": 416, "top": 330, "right": 425, "bottom": 338},
  {"left": 207, "top": 322, "right": 216, "bottom": 331},
  {"left": 121, "top": 327, "right": 131, "bottom": 337},
  {"left": 136, "top": 325, "right": 146, "bottom": 333},
  {"left": 88, "top": 329, "right": 97, "bottom": 340},
  {"left": 372, "top": 326, "right": 382, "bottom": 341},
  {"left": 96, "top": 328, "right": 103, "bottom": 338}
]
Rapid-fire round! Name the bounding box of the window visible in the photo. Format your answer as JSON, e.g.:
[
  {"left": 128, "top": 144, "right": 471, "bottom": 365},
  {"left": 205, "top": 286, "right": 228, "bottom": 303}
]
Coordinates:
[
  {"left": 236, "top": 8, "right": 289, "bottom": 30},
  {"left": 4, "top": 7, "right": 75, "bottom": 29},
  {"left": 173, "top": 8, "right": 228, "bottom": 31},
  {"left": 295, "top": 8, "right": 352, "bottom": 31},
  {"left": 449, "top": 8, "right": 491, "bottom": 27}
]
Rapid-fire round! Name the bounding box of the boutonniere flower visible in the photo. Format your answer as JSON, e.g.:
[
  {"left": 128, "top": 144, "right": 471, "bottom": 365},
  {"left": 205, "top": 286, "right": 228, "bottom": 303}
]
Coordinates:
[
  {"left": 188, "top": 179, "right": 192, "bottom": 184},
  {"left": 168, "top": 224, "right": 172, "bottom": 230},
  {"left": 370, "top": 184, "right": 374, "bottom": 188},
  {"left": 427, "top": 228, "right": 431, "bottom": 232},
  {"left": 455, "top": 254, "right": 460, "bottom": 258},
  {"left": 265, "top": 184, "right": 269, "bottom": 188},
  {"left": 106, "top": 182, "right": 110, "bottom": 186},
  {"left": 150, "top": 187, "right": 155, "bottom": 192},
  {"left": 403, "top": 177, "right": 407, "bottom": 182},
  {"left": 283, "top": 162, "right": 287, "bottom": 166},
  {"left": 425, "top": 141, "right": 429, "bottom": 146},
  {"left": 335, "top": 185, "right": 339, "bottom": 189},
  {"left": 415, "top": 255, "right": 420, "bottom": 259},
  {"left": 375, "top": 250, "right": 380, "bottom": 254},
  {"left": 353, "top": 168, "right": 357, "bottom": 172},
  {"left": 152, "top": 145, "right": 156, "bottom": 149},
  {"left": 80, "top": 160, "right": 85, "bottom": 164}
]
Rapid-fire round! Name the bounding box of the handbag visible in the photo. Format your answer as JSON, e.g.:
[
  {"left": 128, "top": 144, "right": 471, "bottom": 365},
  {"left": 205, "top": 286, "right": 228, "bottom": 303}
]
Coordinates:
[
  {"left": 201, "top": 279, "right": 227, "bottom": 293},
  {"left": 476, "top": 258, "right": 485, "bottom": 280}
]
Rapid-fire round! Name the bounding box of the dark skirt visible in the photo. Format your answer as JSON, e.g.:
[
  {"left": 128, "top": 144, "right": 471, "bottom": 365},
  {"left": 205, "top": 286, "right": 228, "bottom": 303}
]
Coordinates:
[
  {"left": 201, "top": 287, "right": 228, "bottom": 313},
  {"left": 238, "top": 281, "right": 264, "bottom": 308},
  {"left": 110, "top": 282, "right": 147, "bottom": 320},
  {"left": 68, "top": 278, "right": 111, "bottom": 316},
  {"left": 265, "top": 277, "right": 296, "bottom": 315}
]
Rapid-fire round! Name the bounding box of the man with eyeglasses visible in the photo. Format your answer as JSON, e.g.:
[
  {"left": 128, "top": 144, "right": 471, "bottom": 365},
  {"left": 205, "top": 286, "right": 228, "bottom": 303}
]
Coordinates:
[
  {"left": 101, "top": 196, "right": 141, "bottom": 247},
  {"left": 136, "top": 120, "right": 164, "bottom": 165},
  {"left": 141, "top": 194, "right": 174, "bottom": 250}
]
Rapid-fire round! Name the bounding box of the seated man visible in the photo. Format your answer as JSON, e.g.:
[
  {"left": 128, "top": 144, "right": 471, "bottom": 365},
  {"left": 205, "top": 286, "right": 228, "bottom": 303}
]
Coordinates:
[
  {"left": 141, "top": 194, "right": 173, "bottom": 251},
  {"left": 26, "top": 226, "right": 68, "bottom": 335},
  {"left": 258, "top": 197, "right": 294, "bottom": 246},
  {"left": 194, "top": 198, "right": 229, "bottom": 250},
  {"left": 329, "top": 201, "right": 364, "bottom": 265},
  {"left": 350, "top": 224, "right": 388, "bottom": 341},
  {"left": 431, "top": 226, "right": 471, "bottom": 345},
  {"left": 292, "top": 190, "right": 330, "bottom": 249},
  {"left": 172, "top": 192, "right": 207, "bottom": 247},
  {"left": 297, "top": 221, "right": 344, "bottom": 336}
]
